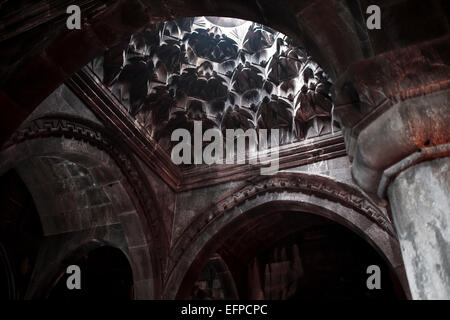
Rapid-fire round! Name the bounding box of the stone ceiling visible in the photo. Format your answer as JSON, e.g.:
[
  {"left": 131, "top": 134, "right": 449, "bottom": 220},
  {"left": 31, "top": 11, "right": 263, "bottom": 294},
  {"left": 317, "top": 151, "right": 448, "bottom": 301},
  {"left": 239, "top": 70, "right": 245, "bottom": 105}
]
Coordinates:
[{"left": 88, "top": 16, "right": 337, "bottom": 152}]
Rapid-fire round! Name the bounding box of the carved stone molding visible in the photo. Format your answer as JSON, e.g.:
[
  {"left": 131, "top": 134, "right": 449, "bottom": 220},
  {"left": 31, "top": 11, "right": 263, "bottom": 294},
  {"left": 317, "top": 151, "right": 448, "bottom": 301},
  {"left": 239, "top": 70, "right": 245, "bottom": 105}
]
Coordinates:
[
  {"left": 377, "top": 143, "right": 450, "bottom": 199},
  {"left": 180, "top": 132, "right": 346, "bottom": 191}
]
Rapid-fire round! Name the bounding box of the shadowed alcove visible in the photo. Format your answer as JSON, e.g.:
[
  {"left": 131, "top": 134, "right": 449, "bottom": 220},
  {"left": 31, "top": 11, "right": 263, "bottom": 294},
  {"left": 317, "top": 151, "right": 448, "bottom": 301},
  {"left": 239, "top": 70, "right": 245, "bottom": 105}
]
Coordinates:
[
  {"left": 47, "top": 245, "right": 133, "bottom": 299},
  {"left": 174, "top": 199, "right": 407, "bottom": 300}
]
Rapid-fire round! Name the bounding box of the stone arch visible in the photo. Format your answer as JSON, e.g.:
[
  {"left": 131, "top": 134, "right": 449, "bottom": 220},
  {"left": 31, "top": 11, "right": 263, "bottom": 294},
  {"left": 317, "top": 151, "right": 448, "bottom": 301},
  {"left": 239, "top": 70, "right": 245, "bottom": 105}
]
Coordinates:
[
  {"left": 0, "top": 117, "right": 167, "bottom": 298},
  {"left": 164, "top": 172, "right": 409, "bottom": 299}
]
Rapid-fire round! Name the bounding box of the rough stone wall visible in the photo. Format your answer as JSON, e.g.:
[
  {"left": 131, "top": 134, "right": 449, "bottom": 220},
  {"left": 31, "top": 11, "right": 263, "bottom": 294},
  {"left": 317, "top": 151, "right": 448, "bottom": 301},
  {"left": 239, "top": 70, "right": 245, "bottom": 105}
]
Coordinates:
[
  {"left": 136, "top": 157, "right": 176, "bottom": 247},
  {"left": 22, "top": 84, "right": 102, "bottom": 126},
  {"left": 284, "top": 156, "right": 353, "bottom": 184}
]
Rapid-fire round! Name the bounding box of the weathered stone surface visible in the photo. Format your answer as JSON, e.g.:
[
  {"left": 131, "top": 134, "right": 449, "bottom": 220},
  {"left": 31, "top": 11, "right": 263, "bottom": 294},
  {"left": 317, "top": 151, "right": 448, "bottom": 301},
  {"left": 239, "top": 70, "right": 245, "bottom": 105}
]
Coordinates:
[
  {"left": 388, "top": 157, "right": 450, "bottom": 299},
  {"left": 283, "top": 156, "right": 355, "bottom": 187},
  {"left": 118, "top": 211, "right": 148, "bottom": 247},
  {"left": 351, "top": 90, "right": 450, "bottom": 196},
  {"left": 172, "top": 180, "right": 245, "bottom": 242}
]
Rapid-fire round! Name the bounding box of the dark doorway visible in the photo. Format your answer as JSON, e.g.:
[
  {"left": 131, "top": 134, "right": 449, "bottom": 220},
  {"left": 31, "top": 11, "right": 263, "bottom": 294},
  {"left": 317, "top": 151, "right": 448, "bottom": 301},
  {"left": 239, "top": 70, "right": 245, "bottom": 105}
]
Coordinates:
[
  {"left": 186, "top": 210, "right": 406, "bottom": 300},
  {"left": 48, "top": 246, "right": 133, "bottom": 300},
  {"left": 246, "top": 222, "right": 405, "bottom": 300},
  {"left": 0, "top": 169, "right": 44, "bottom": 299}
]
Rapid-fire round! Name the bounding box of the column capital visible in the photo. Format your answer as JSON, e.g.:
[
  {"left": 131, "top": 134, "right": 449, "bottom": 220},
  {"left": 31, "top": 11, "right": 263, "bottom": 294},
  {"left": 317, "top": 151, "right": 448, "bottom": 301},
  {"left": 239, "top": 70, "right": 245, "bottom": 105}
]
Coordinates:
[{"left": 332, "top": 36, "right": 450, "bottom": 199}]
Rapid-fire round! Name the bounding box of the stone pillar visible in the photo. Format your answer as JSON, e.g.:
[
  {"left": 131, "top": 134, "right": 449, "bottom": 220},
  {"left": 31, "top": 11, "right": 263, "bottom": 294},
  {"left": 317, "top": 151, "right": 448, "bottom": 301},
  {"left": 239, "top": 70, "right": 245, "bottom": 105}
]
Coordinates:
[
  {"left": 332, "top": 37, "right": 450, "bottom": 299},
  {"left": 387, "top": 157, "right": 450, "bottom": 299}
]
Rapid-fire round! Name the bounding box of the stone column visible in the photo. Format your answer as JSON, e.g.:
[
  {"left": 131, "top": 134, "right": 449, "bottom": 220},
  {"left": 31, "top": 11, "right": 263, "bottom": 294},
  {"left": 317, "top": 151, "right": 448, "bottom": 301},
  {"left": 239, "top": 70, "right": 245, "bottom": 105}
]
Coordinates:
[
  {"left": 332, "top": 37, "right": 450, "bottom": 299},
  {"left": 387, "top": 157, "right": 450, "bottom": 299},
  {"left": 347, "top": 93, "right": 450, "bottom": 299}
]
